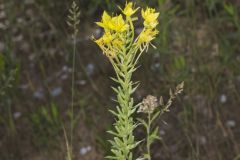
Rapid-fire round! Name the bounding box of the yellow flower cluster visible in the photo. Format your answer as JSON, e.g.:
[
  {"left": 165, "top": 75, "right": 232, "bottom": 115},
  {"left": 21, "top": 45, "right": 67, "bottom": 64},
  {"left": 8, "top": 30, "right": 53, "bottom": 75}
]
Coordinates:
[
  {"left": 120, "top": 2, "right": 139, "bottom": 17},
  {"left": 94, "top": 2, "right": 159, "bottom": 58},
  {"left": 142, "top": 8, "right": 159, "bottom": 29},
  {"left": 137, "top": 8, "right": 159, "bottom": 50},
  {"left": 96, "top": 12, "right": 129, "bottom": 33},
  {"left": 138, "top": 29, "right": 158, "bottom": 48}
]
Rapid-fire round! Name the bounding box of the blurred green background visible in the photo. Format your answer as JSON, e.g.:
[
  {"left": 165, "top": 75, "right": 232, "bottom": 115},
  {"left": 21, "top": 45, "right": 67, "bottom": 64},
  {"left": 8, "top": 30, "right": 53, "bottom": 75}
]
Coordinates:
[{"left": 0, "top": 0, "right": 240, "bottom": 160}]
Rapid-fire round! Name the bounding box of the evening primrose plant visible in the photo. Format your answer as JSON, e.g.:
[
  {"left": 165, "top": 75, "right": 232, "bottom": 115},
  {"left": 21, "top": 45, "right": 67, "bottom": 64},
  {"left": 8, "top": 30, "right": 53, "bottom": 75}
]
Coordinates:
[{"left": 94, "top": 2, "right": 183, "bottom": 160}]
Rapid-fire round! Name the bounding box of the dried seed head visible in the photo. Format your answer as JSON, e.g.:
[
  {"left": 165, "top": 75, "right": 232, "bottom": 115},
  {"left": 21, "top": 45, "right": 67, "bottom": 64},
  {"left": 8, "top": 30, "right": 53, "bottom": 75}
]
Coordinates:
[
  {"left": 176, "top": 81, "right": 184, "bottom": 94},
  {"left": 159, "top": 96, "right": 164, "bottom": 106},
  {"left": 138, "top": 95, "right": 158, "bottom": 113},
  {"left": 162, "top": 81, "right": 185, "bottom": 112}
]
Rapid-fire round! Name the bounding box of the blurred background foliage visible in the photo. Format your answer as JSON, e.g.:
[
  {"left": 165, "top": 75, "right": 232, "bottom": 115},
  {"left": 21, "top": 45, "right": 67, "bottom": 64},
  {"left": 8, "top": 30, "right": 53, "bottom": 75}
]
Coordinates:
[{"left": 0, "top": 0, "right": 240, "bottom": 160}]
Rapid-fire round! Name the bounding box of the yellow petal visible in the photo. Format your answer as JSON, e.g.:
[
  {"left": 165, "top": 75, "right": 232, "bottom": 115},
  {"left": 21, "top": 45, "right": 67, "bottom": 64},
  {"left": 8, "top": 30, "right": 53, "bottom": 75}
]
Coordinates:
[
  {"left": 122, "top": 2, "right": 139, "bottom": 17},
  {"left": 141, "top": 8, "right": 159, "bottom": 29}
]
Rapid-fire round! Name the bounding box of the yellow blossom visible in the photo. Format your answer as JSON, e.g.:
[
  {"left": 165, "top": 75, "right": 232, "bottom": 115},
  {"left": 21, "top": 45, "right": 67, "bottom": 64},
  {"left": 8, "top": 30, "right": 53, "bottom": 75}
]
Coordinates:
[
  {"left": 94, "top": 37, "right": 103, "bottom": 47},
  {"left": 94, "top": 32, "right": 119, "bottom": 58},
  {"left": 96, "top": 11, "right": 112, "bottom": 30},
  {"left": 94, "top": 32, "right": 113, "bottom": 48},
  {"left": 120, "top": 2, "right": 139, "bottom": 17},
  {"left": 96, "top": 11, "right": 128, "bottom": 33},
  {"left": 112, "top": 39, "right": 123, "bottom": 49},
  {"left": 94, "top": 3, "right": 160, "bottom": 59},
  {"left": 108, "top": 14, "right": 129, "bottom": 32},
  {"left": 102, "top": 32, "right": 114, "bottom": 44},
  {"left": 141, "top": 8, "right": 159, "bottom": 28},
  {"left": 138, "top": 29, "right": 159, "bottom": 45}
]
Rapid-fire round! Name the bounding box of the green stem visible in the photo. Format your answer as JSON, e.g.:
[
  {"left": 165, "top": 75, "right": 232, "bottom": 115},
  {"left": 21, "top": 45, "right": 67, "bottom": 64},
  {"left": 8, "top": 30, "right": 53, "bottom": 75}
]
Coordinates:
[
  {"left": 146, "top": 112, "right": 151, "bottom": 160},
  {"left": 109, "top": 49, "right": 136, "bottom": 160},
  {"left": 8, "top": 103, "right": 16, "bottom": 134},
  {"left": 120, "top": 61, "right": 132, "bottom": 158},
  {"left": 70, "top": 25, "right": 77, "bottom": 159}
]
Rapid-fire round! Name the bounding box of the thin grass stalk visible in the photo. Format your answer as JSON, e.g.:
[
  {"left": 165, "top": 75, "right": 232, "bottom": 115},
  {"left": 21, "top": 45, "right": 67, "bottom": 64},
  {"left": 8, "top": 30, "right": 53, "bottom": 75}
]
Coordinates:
[{"left": 66, "top": 1, "right": 80, "bottom": 159}]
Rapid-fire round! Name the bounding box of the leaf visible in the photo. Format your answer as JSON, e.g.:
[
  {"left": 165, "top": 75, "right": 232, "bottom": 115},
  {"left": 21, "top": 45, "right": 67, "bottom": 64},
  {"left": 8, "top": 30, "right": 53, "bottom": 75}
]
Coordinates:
[
  {"left": 111, "top": 86, "right": 119, "bottom": 94},
  {"left": 110, "top": 77, "right": 119, "bottom": 83},
  {"left": 143, "top": 154, "right": 151, "bottom": 159},
  {"left": 137, "top": 118, "right": 148, "bottom": 128},
  {"left": 109, "top": 109, "right": 118, "bottom": 117},
  {"left": 176, "top": 56, "right": 186, "bottom": 69},
  {"left": 51, "top": 103, "right": 59, "bottom": 123},
  {"left": 131, "top": 83, "right": 140, "bottom": 94},
  {"left": 108, "top": 140, "right": 116, "bottom": 146},
  {"left": 148, "top": 127, "right": 161, "bottom": 145},
  {"left": 105, "top": 155, "right": 118, "bottom": 159},
  {"left": 150, "top": 110, "right": 160, "bottom": 123},
  {"left": 107, "top": 130, "right": 120, "bottom": 137},
  {"left": 113, "top": 137, "right": 124, "bottom": 148},
  {"left": 224, "top": 3, "right": 234, "bottom": 16}
]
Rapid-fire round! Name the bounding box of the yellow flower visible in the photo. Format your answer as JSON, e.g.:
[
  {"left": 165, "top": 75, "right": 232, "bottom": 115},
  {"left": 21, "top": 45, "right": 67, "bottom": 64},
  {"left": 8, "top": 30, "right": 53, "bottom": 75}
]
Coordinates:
[
  {"left": 96, "top": 11, "right": 128, "bottom": 33},
  {"left": 96, "top": 11, "right": 112, "bottom": 30},
  {"left": 94, "top": 32, "right": 113, "bottom": 48},
  {"left": 112, "top": 39, "right": 123, "bottom": 49},
  {"left": 94, "top": 37, "right": 103, "bottom": 47},
  {"left": 108, "top": 14, "right": 129, "bottom": 32},
  {"left": 94, "top": 4, "right": 160, "bottom": 58},
  {"left": 138, "top": 29, "right": 159, "bottom": 45},
  {"left": 120, "top": 2, "right": 139, "bottom": 17},
  {"left": 102, "top": 32, "right": 114, "bottom": 44},
  {"left": 141, "top": 8, "right": 159, "bottom": 28}
]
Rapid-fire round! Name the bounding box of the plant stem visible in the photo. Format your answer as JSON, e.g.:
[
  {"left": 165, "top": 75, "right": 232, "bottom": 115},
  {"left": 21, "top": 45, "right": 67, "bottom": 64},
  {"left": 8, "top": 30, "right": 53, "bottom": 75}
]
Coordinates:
[
  {"left": 8, "top": 103, "right": 15, "bottom": 134},
  {"left": 109, "top": 49, "right": 137, "bottom": 159},
  {"left": 147, "top": 112, "right": 151, "bottom": 160},
  {"left": 70, "top": 26, "right": 76, "bottom": 156}
]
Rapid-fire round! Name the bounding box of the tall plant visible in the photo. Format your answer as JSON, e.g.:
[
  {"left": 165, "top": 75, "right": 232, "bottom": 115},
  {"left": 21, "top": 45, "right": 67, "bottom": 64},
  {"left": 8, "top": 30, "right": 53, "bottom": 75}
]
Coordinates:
[
  {"left": 66, "top": 1, "right": 80, "bottom": 159},
  {"left": 94, "top": 2, "right": 159, "bottom": 159},
  {"left": 93, "top": 2, "right": 183, "bottom": 160}
]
